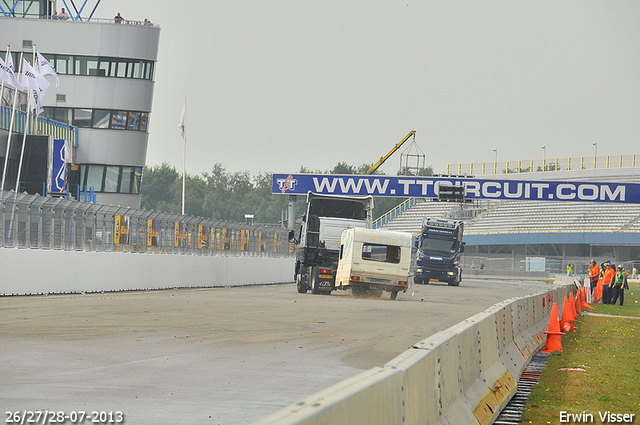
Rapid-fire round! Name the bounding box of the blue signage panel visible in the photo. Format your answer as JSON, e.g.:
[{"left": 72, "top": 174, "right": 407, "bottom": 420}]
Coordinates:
[
  {"left": 51, "top": 139, "right": 68, "bottom": 194},
  {"left": 272, "top": 174, "right": 640, "bottom": 204}
]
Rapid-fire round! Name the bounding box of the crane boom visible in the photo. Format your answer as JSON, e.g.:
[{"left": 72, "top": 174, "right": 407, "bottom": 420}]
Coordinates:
[{"left": 365, "top": 130, "right": 416, "bottom": 175}]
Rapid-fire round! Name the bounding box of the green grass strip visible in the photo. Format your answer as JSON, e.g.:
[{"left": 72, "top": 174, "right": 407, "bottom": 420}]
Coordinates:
[{"left": 520, "top": 282, "right": 640, "bottom": 424}]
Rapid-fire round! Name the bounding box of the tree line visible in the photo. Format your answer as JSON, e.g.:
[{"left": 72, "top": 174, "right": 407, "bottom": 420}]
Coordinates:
[{"left": 140, "top": 162, "right": 433, "bottom": 226}]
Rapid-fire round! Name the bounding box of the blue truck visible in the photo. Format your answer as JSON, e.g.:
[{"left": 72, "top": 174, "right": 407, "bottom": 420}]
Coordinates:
[{"left": 413, "top": 217, "right": 465, "bottom": 286}]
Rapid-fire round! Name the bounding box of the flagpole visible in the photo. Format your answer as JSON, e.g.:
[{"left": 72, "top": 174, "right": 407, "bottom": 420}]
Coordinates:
[
  {"left": 34, "top": 44, "right": 40, "bottom": 134},
  {"left": 1, "top": 48, "right": 23, "bottom": 192},
  {"left": 15, "top": 50, "right": 34, "bottom": 193},
  {"left": 181, "top": 95, "right": 186, "bottom": 216},
  {"left": 0, "top": 47, "right": 11, "bottom": 191},
  {"left": 0, "top": 47, "right": 7, "bottom": 104}
]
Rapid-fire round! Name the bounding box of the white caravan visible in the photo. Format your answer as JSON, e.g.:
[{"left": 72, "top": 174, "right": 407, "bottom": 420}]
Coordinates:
[{"left": 335, "top": 227, "right": 413, "bottom": 300}]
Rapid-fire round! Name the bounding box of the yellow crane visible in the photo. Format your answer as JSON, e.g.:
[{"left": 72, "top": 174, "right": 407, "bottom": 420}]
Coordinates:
[{"left": 365, "top": 130, "right": 416, "bottom": 175}]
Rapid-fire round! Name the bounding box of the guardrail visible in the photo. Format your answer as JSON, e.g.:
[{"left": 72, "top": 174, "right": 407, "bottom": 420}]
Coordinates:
[
  {"left": 1, "top": 102, "right": 78, "bottom": 146},
  {"left": 0, "top": 14, "right": 160, "bottom": 28},
  {"left": 254, "top": 283, "right": 573, "bottom": 425},
  {"left": 1, "top": 190, "right": 292, "bottom": 257},
  {"left": 447, "top": 154, "right": 639, "bottom": 176}
]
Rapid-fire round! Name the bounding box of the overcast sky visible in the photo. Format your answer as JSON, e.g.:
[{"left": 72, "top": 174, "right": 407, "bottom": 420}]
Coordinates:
[{"left": 106, "top": 1, "right": 640, "bottom": 177}]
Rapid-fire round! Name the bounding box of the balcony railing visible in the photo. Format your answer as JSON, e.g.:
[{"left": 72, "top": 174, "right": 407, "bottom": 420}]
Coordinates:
[
  {"left": 0, "top": 104, "right": 78, "bottom": 146},
  {"left": 447, "top": 154, "right": 639, "bottom": 176}
]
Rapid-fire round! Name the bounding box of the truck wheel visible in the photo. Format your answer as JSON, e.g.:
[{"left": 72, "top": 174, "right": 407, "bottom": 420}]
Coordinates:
[
  {"left": 448, "top": 279, "right": 460, "bottom": 286},
  {"left": 390, "top": 290, "right": 398, "bottom": 300},
  {"left": 296, "top": 274, "right": 307, "bottom": 293},
  {"left": 310, "top": 270, "right": 322, "bottom": 294}
]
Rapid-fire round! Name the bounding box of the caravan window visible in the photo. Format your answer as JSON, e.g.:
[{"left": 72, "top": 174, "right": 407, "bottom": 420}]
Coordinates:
[{"left": 362, "top": 243, "right": 400, "bottom": 264}]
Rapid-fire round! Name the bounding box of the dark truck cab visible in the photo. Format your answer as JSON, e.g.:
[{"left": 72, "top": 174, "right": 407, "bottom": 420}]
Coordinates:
[
  {"left": 413, "top": 217, "right": 465, "bottom": 286},
  {"left": 289, "top": 193, "right": 373, "bottom": 295}
]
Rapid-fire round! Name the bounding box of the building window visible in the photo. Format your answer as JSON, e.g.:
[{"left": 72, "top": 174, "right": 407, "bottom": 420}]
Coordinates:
[
  {"left": 42, "top": 108, "right": 149, "bottom": 131},
  {"left": 79, "top": 164, "right": 143, "bottom": 194},
  {"left": 133, "top": 167, "right": 142, "bottom": 193},
  {"left": 93, "top": 110, "right": 111, "bottom": 128},
  {"left": 55, "top": 55, "right": 73, "bottom": 74},
  {"left": 43, "top": 107, "right": 72, "bottom": 125},
  {"left": 98, "top": 59, "right": 111, "bottom": 77},
  {"left": 120, "top": 167, "right": 134, "bottom": 193},
  {"left": 75, "top": 56, "right": 99, "bottom": 76},
  {"left": 132, "top": 61, "right": 143, "bottom": 79},
  {"left": 111, "top": 111, "right": 128, "bottom": 129},
  {"left": 73, "top": 109, "right": 92, "bottom": 128},
  {"left": 127, "top": 112, "right": 139, "bottom": 130},
  {"left": 104, "top": 166, "right": 120, "bottom": 193},
  {"left": 85, "top": 165, "right": 105, "bottom": 191},
  {"left": 0, "top": 52, "right": 156, "bottom": 81}
]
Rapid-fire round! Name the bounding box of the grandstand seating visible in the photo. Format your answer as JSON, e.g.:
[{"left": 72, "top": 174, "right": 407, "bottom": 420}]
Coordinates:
[
  {"left": 376, "top": 165, "right": 640, "bottom": 242},
  {"left": 465, "top": 201, "right": 640, "bottom": 234},
  {"left": 378, "top": 198, "right": 640, "bottom": 236}
]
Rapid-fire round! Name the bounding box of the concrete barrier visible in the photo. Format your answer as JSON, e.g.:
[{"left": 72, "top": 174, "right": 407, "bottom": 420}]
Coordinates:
[
  {"left": 0, "top": 249, "right": 294, "bottom": 295},
  {"left": 252, "top": 366, "right": 406, "bottom": 425},
  {"left": 253, "top": 283, "right": 574, "bottom": 425}
]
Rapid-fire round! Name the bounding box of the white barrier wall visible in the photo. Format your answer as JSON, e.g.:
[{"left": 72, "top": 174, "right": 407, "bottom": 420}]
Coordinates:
[
  {"left": 0, "top": 249, "right": 294, "bottom": 295},
  {"left": 254, "top": 283, "right": 573, "bottom": 425}
]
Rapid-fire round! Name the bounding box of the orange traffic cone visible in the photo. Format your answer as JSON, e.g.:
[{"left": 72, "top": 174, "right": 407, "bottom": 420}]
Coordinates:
[
  {"left": 596, "top": 278, "right": 603, "bottom": 303},
  {"left": 575, "top": 291, "right": 582, "bottom": 315},
  {"left": 580, "top": 286, "right": 594, "bottom": 310},
  {"left": 568, "top": 292, "right": 575, "bottom": 317},
  {"left": 541, "top": 302, "right": 565, "bottom": 353},
  {"left": 560, "top": 296, "right": 575, "bottom": 332}
]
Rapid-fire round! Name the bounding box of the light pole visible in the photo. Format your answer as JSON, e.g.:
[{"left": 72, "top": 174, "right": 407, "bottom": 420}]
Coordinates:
[
  {"left": 492, "top": 148, "right": 497, "bottom": 173},
  {"left": 542, "top": 145, "right": 546, "bottom": 170},
  {"left": 593, "top": 142, "right": 598, "bottom": 169}
]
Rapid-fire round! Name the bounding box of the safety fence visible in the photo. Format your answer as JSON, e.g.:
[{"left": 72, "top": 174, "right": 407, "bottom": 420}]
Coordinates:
[
  {"left": 254, "top": 283, "right": 574, "bottom": 425},
  {"left": 447, "top": 154, "right": 639, "bottom": 176},
  {"left": 1, "top": 190, "right": 293, "bottom": 257}
]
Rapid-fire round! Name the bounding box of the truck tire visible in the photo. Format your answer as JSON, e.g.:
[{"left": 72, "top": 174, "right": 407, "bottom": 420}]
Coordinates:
[
  {"left": 390, "top": 290, "right": 398, "bottom": 300},
  {"left": 448, "top": 269, "right": 461, "bottom": 286},
  {"left": 296, "top": 274, "right": 307, "bottom": 293},
  {"left": 310, "top": 269, "right": 322, "bottom": 295}
]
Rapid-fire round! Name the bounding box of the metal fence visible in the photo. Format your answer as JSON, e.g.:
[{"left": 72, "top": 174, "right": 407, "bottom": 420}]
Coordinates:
[
  {"left": 462, "top": 256, "right": 562, "bottom": 273},
  {"left": 447, "top": 154, "right": 639, "bottom": 176},
  {"left": 1, "top": 190, "right": 293, "bottom": 257}
]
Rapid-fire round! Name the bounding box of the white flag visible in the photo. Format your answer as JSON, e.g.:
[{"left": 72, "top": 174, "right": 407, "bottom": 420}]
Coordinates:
[
  {"left": 22, "top": 59, "right": 49, "bottom": 91},
  {"left": 178, "top": 102, "right": 186, "bottom": 138},
  {"left": 22, "top": 59, "right": 50, "bottom": 113},
  {"left": 29, "top": 86, "right": 44, "bottom": 114},
  {"left": 0, "top": 52, "right": 25, "bottom": 91},
  {"left": 36, "top": 51, "right": 60, "bottom": 88}
]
